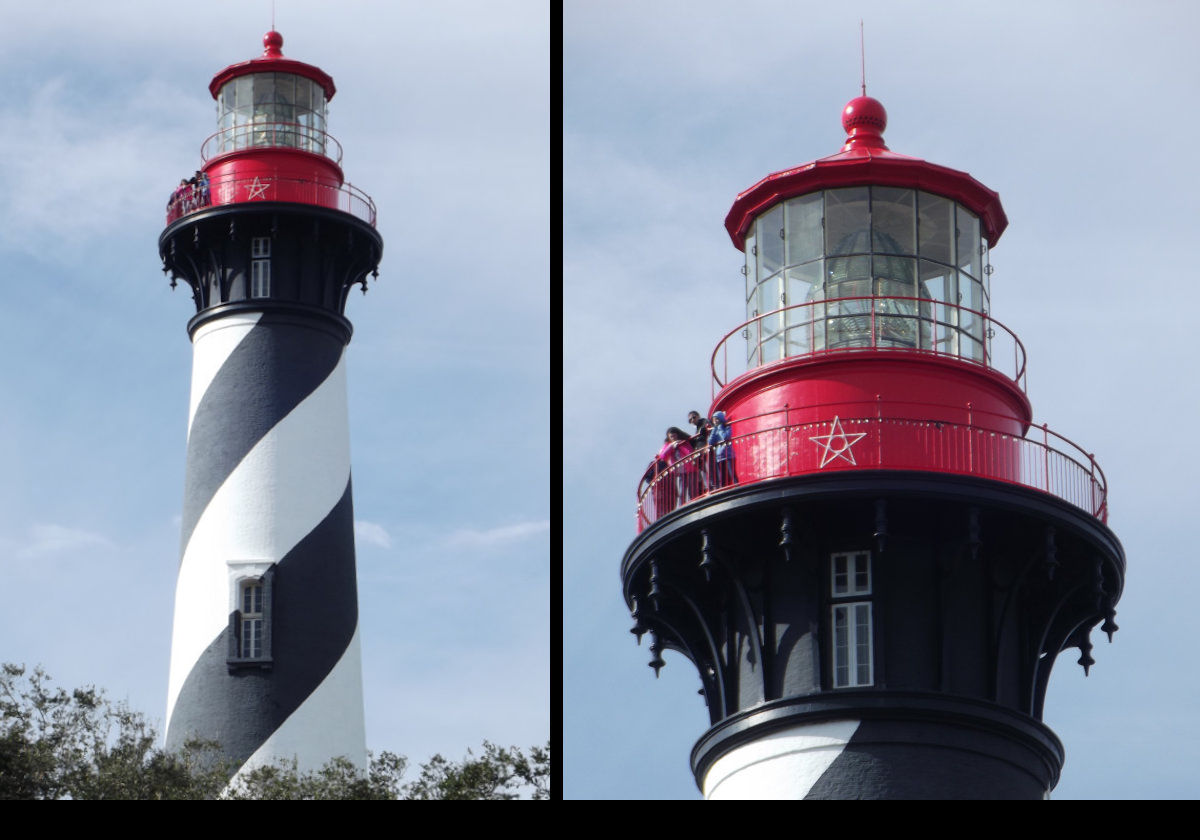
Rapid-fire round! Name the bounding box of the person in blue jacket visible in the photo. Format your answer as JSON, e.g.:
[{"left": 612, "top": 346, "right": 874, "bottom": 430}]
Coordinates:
[{"left": 708, "top": 410, "right": 738, "bottom": 489}]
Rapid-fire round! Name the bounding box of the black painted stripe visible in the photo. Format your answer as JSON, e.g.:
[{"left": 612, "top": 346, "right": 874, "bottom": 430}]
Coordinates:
[
  {"left": 180, "top": 314, "right": 344, "bottom": 551},
  {"left": 802, "top": 718, "right": 1049, "bottom": 799},
  {"left": 166, "top": 479, "right": 359, "bottom": 769}
]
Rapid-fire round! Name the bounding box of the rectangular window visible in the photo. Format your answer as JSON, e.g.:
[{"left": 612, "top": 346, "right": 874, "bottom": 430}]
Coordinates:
[
  {"left": 250, "top": 238, "right": 271, "bottom": 298},
  {"left": 250, "top": 260, "right": 271, "bottom": 298},
  {"left": 832, "top": 602, "right": 874, "bottom": 687},
  {"left": 830, "top": 551, "right": 873, "bottom": 688},
  {"left": 240, "top": 580, "right": 264, "bottom": 658},
  {"left": 228, "top": 570, "right": 273, "bottom": 669},
  {"left": 831, "top": 550, "right": 871, "bottom": 596}
]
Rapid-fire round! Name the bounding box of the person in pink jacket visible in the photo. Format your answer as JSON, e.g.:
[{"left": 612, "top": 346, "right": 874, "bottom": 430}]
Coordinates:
[{"left": 658, "top": 426, "right": 700, "bottom": 507}]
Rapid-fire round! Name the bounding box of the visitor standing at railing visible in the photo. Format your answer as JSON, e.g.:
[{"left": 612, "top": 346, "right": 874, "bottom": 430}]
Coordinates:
[
  {"left": 687, "top": 410, "right": 714, "bottom": 490},
  {"left": 659, "top": 427, "right": 699, "bottom": 507},
  {"left": 195, "top": 170, "right": 211, "bottom": 208},
  {"left": 170, "top": 179, "right": 189, "bottom": 214},
  {"left": 708, "top": 411, "right": 738, "bottom": 488}
]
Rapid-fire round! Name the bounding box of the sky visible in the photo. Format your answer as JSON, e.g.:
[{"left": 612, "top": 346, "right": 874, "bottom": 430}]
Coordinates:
[
  {"left": 0, "top": 1, "right": 548, "bottom": 780},
  {"left": 565, "top": 1, "right": 1200, "bottom": 799}
]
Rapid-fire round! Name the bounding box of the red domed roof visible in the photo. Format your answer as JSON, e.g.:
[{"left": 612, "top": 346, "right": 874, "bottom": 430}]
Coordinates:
[
  {"left": 208, "top": 30, "right": 336, "bottom": 101},
  {"left": 725, "top": 96, "right": 1007, "bottom": 249}
]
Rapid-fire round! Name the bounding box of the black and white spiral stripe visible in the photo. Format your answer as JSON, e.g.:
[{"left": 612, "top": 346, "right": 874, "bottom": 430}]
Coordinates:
[
  {"left": 165, "top": 310, "right": 365, "bottom": 777},
  {"left": 703, "top": 717, "right": 1054, "bottom": 798}
]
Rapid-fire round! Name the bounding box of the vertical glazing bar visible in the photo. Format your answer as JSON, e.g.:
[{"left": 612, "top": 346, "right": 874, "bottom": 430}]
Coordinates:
[{"left": 870, "top": 295, "right": 877, "bottom": 348}]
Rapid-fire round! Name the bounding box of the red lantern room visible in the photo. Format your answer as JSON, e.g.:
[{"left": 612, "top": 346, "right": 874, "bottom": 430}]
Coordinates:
[
  {"left": 166, "top": 30, "right": 374, "bottom": 226},
  {"left": 622, "top": 95, "right": 1125, "bottom": 799},
  {"left": 635, "top": 95, "right": 1110, "bottom": 530}
]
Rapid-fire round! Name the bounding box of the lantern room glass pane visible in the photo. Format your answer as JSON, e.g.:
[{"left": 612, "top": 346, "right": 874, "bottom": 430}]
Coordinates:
[
  {"left": 822, "top": 254, "right": 871, "bottom": 350},
  {"left": 758, "top": 271, "right": 784, "bottom": 363},
  {"left": 958, "top": 272, "right": 985, "bottom": 361},
  {"left": 873, "top": 256, "right": 924, "bottom": 349},
  {"left": 235, "top": 76, "right": 252, "bottom": 114},
  {"left": 956, "top": 207, "right": 981, "bottom": 279},
  {"left": 920, "top": 260, "right": 958, "bottom": 356},
  {"left": 825, "top": 188, "right": 870, "bottom": 256},
  {"left": 917, "top": 192, "right": 954, "bottom": 264},
  {"left": 871, "top": 187, "right": 915, "bottom": 255},
  {"left": 757, "top": 205, "right": 784, "bottom": 280},
  {"left": 785, "top": 262, "right": 821, "bottom": 309},
  {"left": 757, "top": 274, "right": 782, "bottom": 317},
  {"left": 784, "top": 193, "right": 823, "bottom": 266},
  {"left": 787, "top": 263, "right": 822, "bottom": 356},
  {"left": 295, "top": 77, "right": 312, "bottom": 115}
]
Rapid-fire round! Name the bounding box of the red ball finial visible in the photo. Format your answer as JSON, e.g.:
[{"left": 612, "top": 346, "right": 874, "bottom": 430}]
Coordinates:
[
  {"left": 263, "top": 30, "right": 284, "bottom": 57},
  {"left": 841, "top": 96, "right": 888, "bottom": 151}
]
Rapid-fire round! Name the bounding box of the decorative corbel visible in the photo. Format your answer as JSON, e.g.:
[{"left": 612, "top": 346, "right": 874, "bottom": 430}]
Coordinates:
[
  {"left": 873, "top": 498, "right": 888, "bottom": 555},
  {"left": 1076, "top": 630, "right": 1094, "bottom": 676},
  {"left": 648, "top": 559, "right": 661, "bottom": 612},
  {"left": 649, "top": 632, "right": 665, "bottom": 677},
  {"left": 629, "top": 595, "right": 646, "bottom": 645},
  {"left": 699, "top": 529, "right": 715, "bottom": 581},
  {"left": 967, "top": 506, "right": 982, "bottom": 563}
]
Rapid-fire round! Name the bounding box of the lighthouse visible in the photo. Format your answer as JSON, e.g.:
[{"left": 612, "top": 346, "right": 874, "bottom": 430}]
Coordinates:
[
  {"left": 159, "top": 31, "right": 382, "bottom": 776},
  {"left": 622, "top": 96, "right": 1124, "bottom": 799}
]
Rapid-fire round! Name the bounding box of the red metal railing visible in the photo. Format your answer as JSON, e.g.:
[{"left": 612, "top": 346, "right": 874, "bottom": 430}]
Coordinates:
[
  {"left": 635, "top": 410, "right": 1107, "bottom": 532},
  {"left": 200, "top": 122, "right": 344, "bottom": 165},
  {"left": 165, "top": 172, "right": 377, "bottom": 227},
  {"left": 711, "top": 296, "right": 1027, "bottom": 398}
]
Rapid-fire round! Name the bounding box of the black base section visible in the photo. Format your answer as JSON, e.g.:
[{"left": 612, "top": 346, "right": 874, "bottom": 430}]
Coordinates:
[
  {"left": 623, "top": 471, "right": 1124, "bottom": 798},
  {"left": 167, "top": 481, "right": 359, "bottom": 771},
  {"left": 159, "top": 202, "right": 383, "bottom": 320},
  {"left": 693, "top": 692, "right": 1062, "bottom": 799}
]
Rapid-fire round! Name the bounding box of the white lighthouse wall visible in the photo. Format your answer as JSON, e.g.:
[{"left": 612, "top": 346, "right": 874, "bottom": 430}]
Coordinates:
[{"left": 702, "top": 720, "right": 860, "bottom": 800}]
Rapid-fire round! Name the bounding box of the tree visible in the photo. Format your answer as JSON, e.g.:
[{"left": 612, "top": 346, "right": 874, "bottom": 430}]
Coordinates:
[
  {"left": 0, "top": 665, "right": 550, "bottom": 800},
  {"left": 0, "top": 664, "right": 227, "bottom": 799},
  {"left": 400, "top": 741, "right": 550, "bottom": 800}
]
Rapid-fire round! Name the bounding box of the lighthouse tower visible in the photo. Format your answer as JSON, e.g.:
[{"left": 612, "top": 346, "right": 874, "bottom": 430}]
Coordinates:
[
  {"left": 622, "top": 96, "right": 1124, "bottom": 799},
  {"left": 159, "top": 31, "right": 382, "bottom": 776}
]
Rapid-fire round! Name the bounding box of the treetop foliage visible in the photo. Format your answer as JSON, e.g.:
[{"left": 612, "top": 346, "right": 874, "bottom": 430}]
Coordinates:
[{"left": 1, "top": 665, "right": 549, "bottom": 800}]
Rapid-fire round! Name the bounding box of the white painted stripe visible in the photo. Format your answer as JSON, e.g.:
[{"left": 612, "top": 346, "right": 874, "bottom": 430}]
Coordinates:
[
  {"left": 231, "top": 627, "right": 367, "bottom": 781},
  {"left": 703, "top": 719, "right": 860, "bottom": 800},
  {"left": 186, "top": 312, "right": 263, "bottom": 437},
  {"left": 166, "top": 352, "right": 352, "bottom": 726}
]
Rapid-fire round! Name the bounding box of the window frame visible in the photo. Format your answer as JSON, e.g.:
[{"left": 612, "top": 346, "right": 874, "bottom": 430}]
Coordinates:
[
  {"left": 250, "top": 236, "right": 271, "bottom": 298},
  {"left": 829, "top": 551, "right": 874, "bottom": 689},
  {"left": 227, "top": 568, "right": 274, "bottom": 670}
]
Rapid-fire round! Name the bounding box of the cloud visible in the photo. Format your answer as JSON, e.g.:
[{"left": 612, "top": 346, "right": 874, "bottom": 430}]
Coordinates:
[
  {"left": 444, "top": 520, "right": 550, "bottom": 550},
  {"left": 354, "top": 520, "right": 393, "bottom": 549},
  {"left": 13, "top": 523, "right": 114, "bottom": 561}
]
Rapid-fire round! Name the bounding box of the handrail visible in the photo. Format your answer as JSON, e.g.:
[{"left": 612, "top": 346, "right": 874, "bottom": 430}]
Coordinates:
[
  {"left": 635, "top": 412, "right": 1107, "bottom": 532},
  {"left": 711, "top": 296, "right": 1027, "bottom": 399},
  {"left": 165, "top": 171, "right": 377, "bottom": 227},
  {"left": 200, "top": 122, "right": 344, "bottom": 165}
]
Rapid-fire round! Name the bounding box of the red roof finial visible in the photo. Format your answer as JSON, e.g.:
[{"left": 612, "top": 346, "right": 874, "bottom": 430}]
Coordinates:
[
  {"left": 841, "top": 96, "right": 888, "bottom": 152},
  {"left": 263, "top": 30, "right": 284, "bottom": 57}
]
